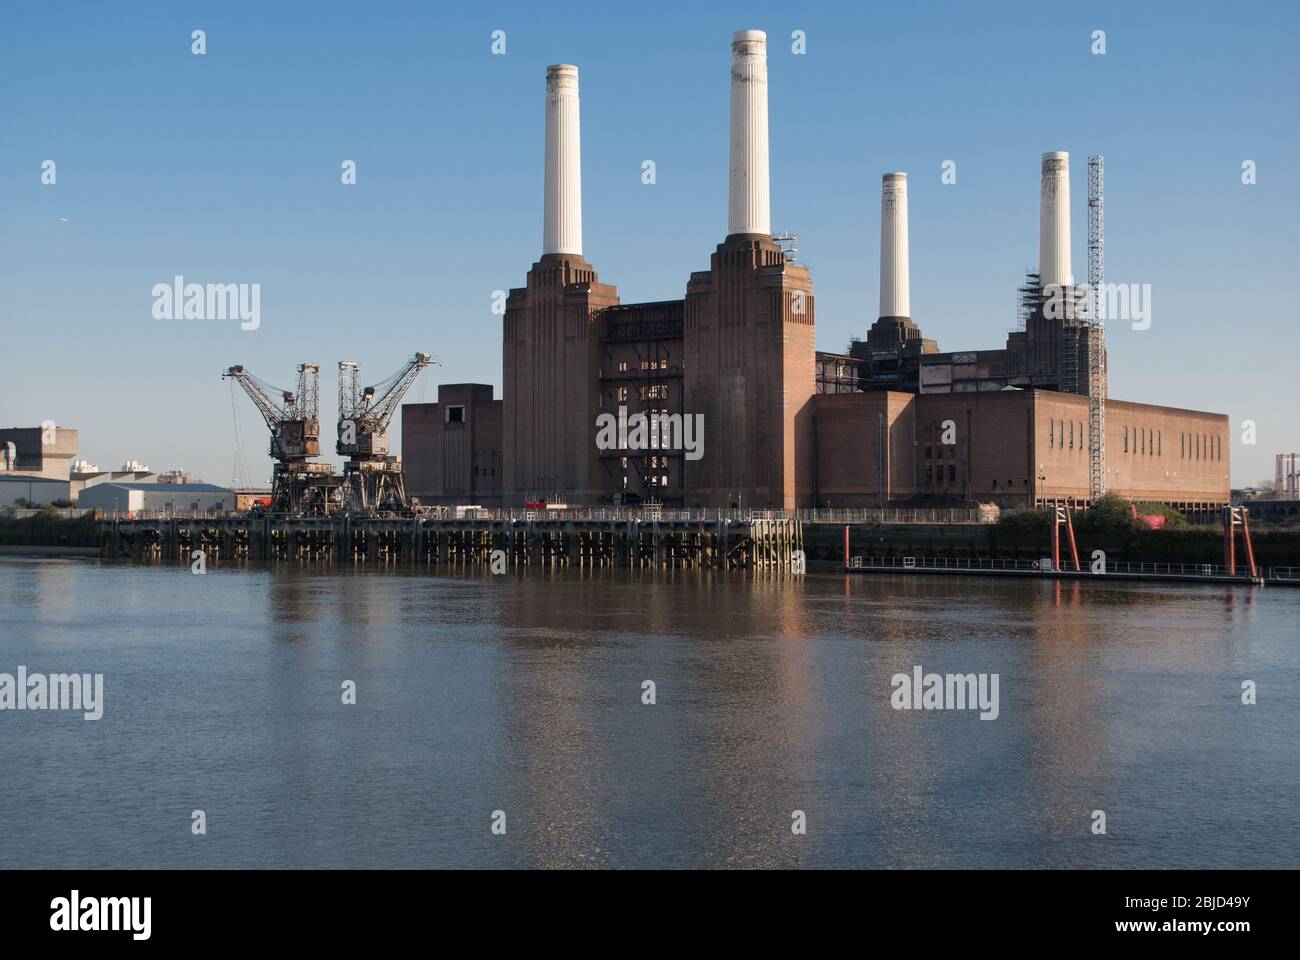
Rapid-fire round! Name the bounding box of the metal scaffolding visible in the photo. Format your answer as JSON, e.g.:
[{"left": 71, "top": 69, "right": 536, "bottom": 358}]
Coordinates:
[{"left": 1087, "top": 155, "right": 1106, "bottom": 502}]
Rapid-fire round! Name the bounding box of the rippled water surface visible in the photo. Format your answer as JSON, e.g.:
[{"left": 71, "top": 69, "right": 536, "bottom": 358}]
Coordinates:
[{"left": 1, "top": 556, "right": 1296, "bottom": 868}]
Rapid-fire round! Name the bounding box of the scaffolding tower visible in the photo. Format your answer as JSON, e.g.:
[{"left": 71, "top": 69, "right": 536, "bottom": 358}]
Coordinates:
[{"left": 1087, "top": 155, "right": 1106, "bottom": 502}]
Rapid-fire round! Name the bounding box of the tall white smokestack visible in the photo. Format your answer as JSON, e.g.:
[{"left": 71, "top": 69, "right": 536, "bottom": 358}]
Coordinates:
[
  {"left": 543, "top": 64, "right": 582, "bottom": 256},
  {"left": 1039, "top": 151, "right": 1072, "bottom": 288},
  {"left": 879, "top": 173, "right": 910, "bottom": 319},
  {"left": 727, "top": 30, "right": 771, "bottom": 237}
]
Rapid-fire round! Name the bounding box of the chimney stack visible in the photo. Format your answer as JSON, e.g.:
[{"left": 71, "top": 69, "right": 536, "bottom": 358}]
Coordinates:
[
  {"left": 543, "top": 64, "right": 582, "bottom": 256},
  {"left": 1039, "top": 151, "right": 1072, "bottom": 288},
  {"left": 727, "top": 30, "right": 771, "bottom": 238},
  {"left": 879, "top": 173, "right": 910, "bottom": 319}
]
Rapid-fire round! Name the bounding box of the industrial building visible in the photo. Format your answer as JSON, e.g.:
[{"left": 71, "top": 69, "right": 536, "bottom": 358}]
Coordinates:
[
  {"left": 0, "top": 425, "right": 78, "bottom": 507},
  {"left": 77, "top": 482, "right": 235, "bottom": 517},
  {"left": 403, "top": 30, "right": 1230, "bottom": 515}
]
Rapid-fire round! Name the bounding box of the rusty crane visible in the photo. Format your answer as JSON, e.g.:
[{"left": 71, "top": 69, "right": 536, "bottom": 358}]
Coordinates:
[
  {"left": 223, "top": 362, "right": 342, "bottom": 515},
  {"left": 336, "top": 352, "right": 437, "bottom": 514}
]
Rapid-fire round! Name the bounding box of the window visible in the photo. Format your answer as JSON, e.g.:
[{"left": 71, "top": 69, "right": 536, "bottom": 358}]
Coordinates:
[
  {"left": 1049, "top": 421, "right": 1054, "bottom": 448},
  {"left": 617, "top": 387, "right": 628, "bottom": 402},
  {"left": 445, "top": 405, "right": 465, "bottom": 424},
  {"left": 948, "top": 464, "right": 957, "bottom": 482},
  {"left": 1124, "top": 427, "right": 1128, "bottom": 453},
  {"left": 618, "top": 360, "right": 629, "bottom": 372},
  {"left": 1158, "top": 431, "right": 1162, "bottom": 456},
  {"left": 1069, "top": 422, "right": 1074, "bottom": 449},
  {"left": 1181, "top": 433, "right": 1185, "bottom": 458}
]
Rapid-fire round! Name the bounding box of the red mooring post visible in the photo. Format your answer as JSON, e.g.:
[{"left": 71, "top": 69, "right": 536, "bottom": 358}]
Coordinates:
[
  {"left": 1065, "top": 508, "right": 1081, "bottom": 571},
  {"left": 843, "top": 524, "right": 850, "bottom": 569},
  {"left": 1224, "top": 508, "right": 1236, "bottom": 576},
  {"left": 1242, "top": 509, "right": 1258, "bottom": 579},
  {"left": 1050, "top": 506, "right": 1061, "bottom": 572}
]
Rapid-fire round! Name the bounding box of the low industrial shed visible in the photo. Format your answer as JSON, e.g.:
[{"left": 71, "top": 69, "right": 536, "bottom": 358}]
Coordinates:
[{"left": 77, "top": 482, "right": 235, "bottom": 516}]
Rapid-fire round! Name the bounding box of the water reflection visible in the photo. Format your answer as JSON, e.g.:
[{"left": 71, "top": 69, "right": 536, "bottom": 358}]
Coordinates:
[{"left": 1, "top": 557, "right": 1297, "bottom": 869}]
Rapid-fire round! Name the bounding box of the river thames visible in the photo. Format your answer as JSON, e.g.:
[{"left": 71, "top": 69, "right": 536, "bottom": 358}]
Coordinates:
[{"left": 1, "top": 555, "right": 1296, "bottom": 869}]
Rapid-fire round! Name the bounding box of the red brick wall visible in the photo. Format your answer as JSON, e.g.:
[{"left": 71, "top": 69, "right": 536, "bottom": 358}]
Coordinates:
[
  {"left": 400, "top": 386, "right": 503, "bottom": 505},
  {"left": 683, "top": 237, "right": 815, "bottom": 510},
  {"left": 502, "top": 255, "right": 619, "bottom": 504}
]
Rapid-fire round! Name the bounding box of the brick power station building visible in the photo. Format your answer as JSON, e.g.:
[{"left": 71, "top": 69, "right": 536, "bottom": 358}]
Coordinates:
[{"left": 402, "top": 30, "right": 1229, "bottom": 517}]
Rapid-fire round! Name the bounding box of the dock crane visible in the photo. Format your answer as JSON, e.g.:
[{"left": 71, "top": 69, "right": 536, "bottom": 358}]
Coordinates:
[
  {"left": 336, "top": 352, "right": 437, "bottom": 514},
  {"left": 223, "top": 362, "right": 341, "bottom": 515}
]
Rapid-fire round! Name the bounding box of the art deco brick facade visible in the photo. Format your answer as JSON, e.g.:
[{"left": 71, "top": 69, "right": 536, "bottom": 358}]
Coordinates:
[
  {"left": 683, "top": 236, "right": 815, "bottom": 510},
  {"left": 502, "top": 254, "right": 619, "bottom": 502}
]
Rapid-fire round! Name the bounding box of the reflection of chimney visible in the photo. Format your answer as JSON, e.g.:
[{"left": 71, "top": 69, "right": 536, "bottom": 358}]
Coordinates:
[
  {"left": 543, "top": 64, "right": 582, "bottom": 256},
  {"left": 1039, "top": 151, "right": 1072, "bottom": 288},
  {"left": 728, "top": 30, "right": 771, "bottom": 238},
  {"left": 879, "top": 173, "right": 910, "bottom": 320}
]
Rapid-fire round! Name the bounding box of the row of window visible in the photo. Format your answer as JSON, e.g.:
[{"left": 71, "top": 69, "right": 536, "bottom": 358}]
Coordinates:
[
  {"left": 1051, "top": 421, "right": 1223, "bottom": 463},
  {"left": 623, "top": 474, "right": 671, "bottom": 487},
  {"left": 1048, "top": 419, "right": 1085, "bottom": 450},
  {"left": 1180, "top": 431, "right": 1221, "bottom": 462},
  {"left": 615, "top": 359, "right": 670, "bottom": 372},
  {"left": 614, "top": 384, "right": 670, "bottom": 402}
]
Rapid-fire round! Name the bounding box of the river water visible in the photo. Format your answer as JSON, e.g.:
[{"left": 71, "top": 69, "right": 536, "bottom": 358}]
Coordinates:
[{"left": 1, "top": 555, "right": 1296, "bottom": 869}]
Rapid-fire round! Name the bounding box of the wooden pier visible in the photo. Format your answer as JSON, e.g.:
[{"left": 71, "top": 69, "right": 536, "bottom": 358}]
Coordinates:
[{"left": 99, "top": 514, "right": 802, "bottom": 570}]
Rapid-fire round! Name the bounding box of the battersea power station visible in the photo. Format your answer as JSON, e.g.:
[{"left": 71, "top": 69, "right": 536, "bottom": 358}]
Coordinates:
[{"left": 402, "top": 30, "right": 1230, "bottom": 515}]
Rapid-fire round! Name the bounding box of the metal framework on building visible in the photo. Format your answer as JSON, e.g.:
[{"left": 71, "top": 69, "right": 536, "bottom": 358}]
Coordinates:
[{"left": 1087, "top": 155, "right": 1106, "bottom": 502}]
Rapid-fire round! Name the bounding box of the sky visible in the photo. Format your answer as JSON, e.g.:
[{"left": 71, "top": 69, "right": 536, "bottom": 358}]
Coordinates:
[{"left": 2, "top": 0, "right": 1296, "bottom": 488}]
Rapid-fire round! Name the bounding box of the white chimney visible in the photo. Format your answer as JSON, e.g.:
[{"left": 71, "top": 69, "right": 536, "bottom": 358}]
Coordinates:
[
  {"left": 1039, "top": 151, "right": 1072, "bottom": 288},
  {"left": 727, "top": 30, "right": 771, "bottom": 237},
  {"left": 543, "top": 64, "right": 582, "bottom": 256},
  {"left": 879, "top": 173, "right": 910, "bottom": 319}
]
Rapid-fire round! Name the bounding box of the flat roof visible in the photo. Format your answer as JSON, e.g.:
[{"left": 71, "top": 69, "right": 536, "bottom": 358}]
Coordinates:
[{"left": 95, "top": 483, "right": 231, "bottom": 493}]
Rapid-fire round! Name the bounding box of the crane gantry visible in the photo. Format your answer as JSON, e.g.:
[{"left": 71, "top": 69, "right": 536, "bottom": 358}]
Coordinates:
[
  {"left": 336, "top": 352, "right": 437, "bottom": 514},
  {"left": 225, "top": 353, "right": 436, "bottom": 517},
  {"left": 222, "top": 362, "right": 342, "bottom": 515}
]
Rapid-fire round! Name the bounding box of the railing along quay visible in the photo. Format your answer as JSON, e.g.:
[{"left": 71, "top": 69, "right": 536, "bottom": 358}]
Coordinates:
[{"left": 843, "top": 554, "right": 1277, "bottom": 585}]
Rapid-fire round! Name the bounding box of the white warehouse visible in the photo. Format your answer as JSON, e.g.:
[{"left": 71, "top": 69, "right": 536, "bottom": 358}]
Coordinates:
[{"left": 77, "top": 482, "right": 235, "bottom": 516}]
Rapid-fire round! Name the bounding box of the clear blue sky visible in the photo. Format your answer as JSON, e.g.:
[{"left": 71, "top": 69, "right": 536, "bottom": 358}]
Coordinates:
[{"left": 2, "top": 1, "right": 1296, "bottom": 487}]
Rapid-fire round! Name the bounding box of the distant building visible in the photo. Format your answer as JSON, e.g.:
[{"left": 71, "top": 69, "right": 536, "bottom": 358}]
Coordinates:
[
  {"left": 0, "top": 425, "right": 78, "bottom": 480},
  {"left": 69, "top": 465, "right": 155, "bottom": 502},
  {"left": 78, "top": 482, "right": 234, "bottom": 516},
  {"left": 0, "top": 424, "right": 78, "bottom": 506},
  {"left": 1276, "top": 453, "right": 1299, "bottom": 499},
  {"left": 156, "top": 469, "right": 194, "bottom": 484}
]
